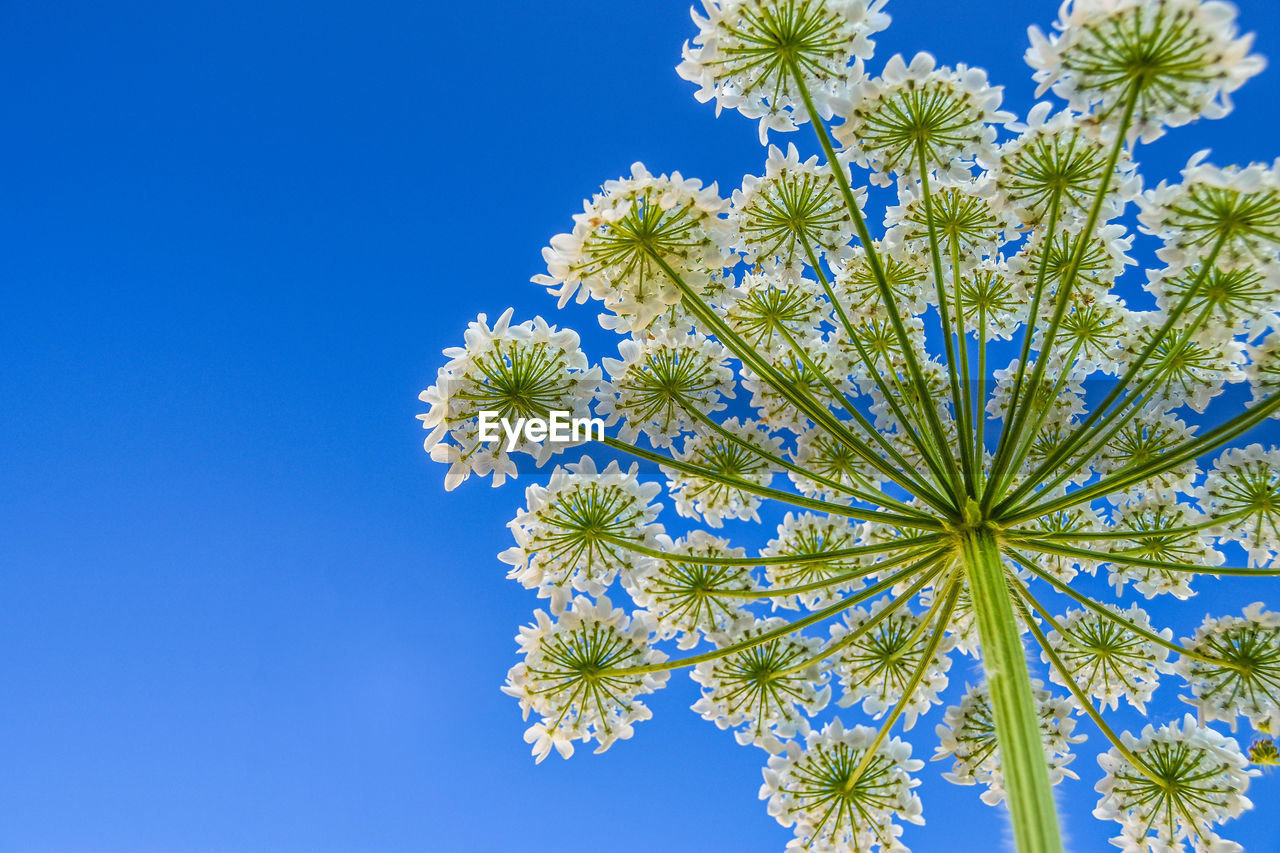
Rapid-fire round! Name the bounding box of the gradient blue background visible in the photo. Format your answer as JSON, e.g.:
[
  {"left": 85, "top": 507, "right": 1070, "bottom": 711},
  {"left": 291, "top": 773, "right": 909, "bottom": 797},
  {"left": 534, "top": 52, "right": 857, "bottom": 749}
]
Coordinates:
[{"left": 2, "top": 1, "right": 1278, "bottom": 850}]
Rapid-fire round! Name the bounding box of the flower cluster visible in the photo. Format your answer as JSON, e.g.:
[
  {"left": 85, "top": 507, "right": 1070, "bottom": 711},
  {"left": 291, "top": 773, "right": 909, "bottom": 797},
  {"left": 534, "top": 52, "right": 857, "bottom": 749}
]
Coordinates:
[
  {"left": 502, "top": 596, "right": 670, "bottom": 762},
  {"left": 1094, "top": 715, "right": 1257, "bottom": 852},
  {"left": 420, "top": 0, "right": 1278, "bottom": 851},
  {"left": 678, "top": 0, "right": 891, "bottom": 143},
  {"left": 1027, "top": 0, "right": 1265, "bottom": 142},
  {"left": 418, "top": 309, "right": 599, "bottom": 489},
  {"left": 934, "top": 680, "right": 1084, "bottom": 806},
  {"left": 761, "top": 718, "right": 923, "bottom": 853}
]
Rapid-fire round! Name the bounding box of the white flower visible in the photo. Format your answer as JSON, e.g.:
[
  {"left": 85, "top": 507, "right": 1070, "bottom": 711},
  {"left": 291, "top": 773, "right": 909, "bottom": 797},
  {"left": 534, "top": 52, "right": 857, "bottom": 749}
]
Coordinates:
[
  {"left": 1176, "top": 602, "right": 1280, "bottom": 730},
  {"left": 677, "top": 0, "right": 890, "bottom": 143},
  {"left": 936, "top": 580, "right": 982, "bottom": 655},
  {"left": 1094, "top": 714, "right": 1257, "bottom": 852},
  {"left": 1034, "top": 290, "right": 1136, "bottom": 377},
  {"left": 1246, "top": 332, "right": 1280, "bottom": 414},
  {"left": 933, "top": 680, "right": 1084, "bottom": 805},
  {"left": 836, "top": 52, "right": 1013, "bottom": 186},
  {"left": 984, "top": 102, "right": 1142, "bottom": 224},
  {"left": 599, "top": 327, "right": 736, "bottom": 448},
  {"left": 832, "top": 241, "right": 929, "bottom": 321},
  {"left": 665, "top": 417, "right": 784, "bottom": 526},
  {"left": 1199, "top": 444, "right": 1280, "bottom": 565},
  {"left": 1145, "top": 261, "right": 1280, "bottom": 343},
  {"left": 954, "top": 259, "right": 1028, "bottom": 342},
  {"left": 533, "top": 163, "right": 734, "bottom": 332},
  {"left": 1090, "top": 412, "right": 1201, "bottom": 504},
  {"left": 1008, "top": 219, "right": 1135, "bottom": 298},
  {"left": 1124, "top": 325, "right": 1245, "bottom": 415},
  {"left": 722, "top": 270, "right": 826, "bottom": 355},
  {"left": 1139, "top": 152, "right": 1280, "bottom": 272},
  {"left": 1018, "top": 421, "right": 1091, "bottom": 492},
  {"left": 761, "top": 511, "right": 866, "bottom": 608},
  {"left": 1107, "top": 498, "right": 1223, "bottom": 599},
  {"left": 418, "top": 308, "right": 600, "bottom": 489},
  {"left": 830, "top": 599, "right": 954, "bottom": 728},
  {"left": 732, "top": 143, "right": 861, "bottom": 275},
  {"left": 868, "top": 354, "right": 953, "bottom": 429},
  {"left": 986, "top": 357, "right": 1087, "bottom": 427},
  {"left": 884, "top": 178, "right": 1016, "bottom": 255},
  {"left": 786, "top": 425, "right": 881, "bottom": 502},
  {"left": 1012, "top": 506, "right": 1106, "bottom": 582},
  {"left": 1043, "top": 603, "right": 1173, "bottom": 712},
  {"left": 503, "top": 596, "right": 669, "bottom": 762},
  {"left": 692, "top": 616, "right": 830, "bottom": 752},
  {"left": 499, "top": 458, "right": 663, "bottom": 612},
  {"left": 1027, "top": 0, "right": 1265, "bottom": 142},
  {"left": 830, "top": 312, "right": 932, "bottom": 394},
  {"left": 741, "top": 332, "right": 853, "bottom": 432},
  {"left": 625, "top": 530, "right": 755, "bottom": 648},
  {"left": 761, "top": 718, "right": 924, "bottom": 853}
]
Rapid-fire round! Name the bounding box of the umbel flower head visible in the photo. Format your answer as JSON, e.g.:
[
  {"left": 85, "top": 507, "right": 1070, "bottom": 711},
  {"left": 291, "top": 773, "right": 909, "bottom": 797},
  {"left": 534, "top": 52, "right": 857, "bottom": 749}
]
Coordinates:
[
  {"left": 533, "top": 163, "right": 734, "bottom": 333},
  {"left": 418, "top": 0, "right": 1280, "bottom": 851},
  {"left": 1027, "top": 0, "right": 1266, "bottom": 142},
  {"left": 1094, "top": 715, "right": 1257, "bottom": 853},
  {"left": 837, "top": 51, "right": 1014, "bottom": 186},
  {"left": 502, "top": 595, "right": 670, "bottom": 762},
  {"left": 1176, "top": 602, "right": 1280, "bottom": 730},
  {"left": 418, "top": 308, "right": 599, "bottom": 489},
  {"left": 732, "top": 143, "right": 862, "bottom": 276},
  {"left": 679, "top": 0, "right": 890, "bottom": 143},
  {"left": 933, "top": 680, "right": 1084, "bottom": 806},
  {"left": 499, "top": 457, "right": 664, "bottom": 612},
  {"left": 761, "top": 718, "right": 923, "bottom": 853}
]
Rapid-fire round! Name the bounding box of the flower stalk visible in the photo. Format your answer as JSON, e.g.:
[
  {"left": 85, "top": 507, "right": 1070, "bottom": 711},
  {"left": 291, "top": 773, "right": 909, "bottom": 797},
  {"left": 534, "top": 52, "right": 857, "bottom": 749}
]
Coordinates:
[{"left": 960, "top": 524, "right": 1064, "bottom": 853}]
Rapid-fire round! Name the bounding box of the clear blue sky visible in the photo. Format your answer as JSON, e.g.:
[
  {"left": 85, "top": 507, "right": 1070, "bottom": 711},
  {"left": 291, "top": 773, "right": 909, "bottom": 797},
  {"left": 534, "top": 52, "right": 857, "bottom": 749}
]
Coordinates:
[{"left": 2, "top": 1, "right": 1277, "bottom": 851}]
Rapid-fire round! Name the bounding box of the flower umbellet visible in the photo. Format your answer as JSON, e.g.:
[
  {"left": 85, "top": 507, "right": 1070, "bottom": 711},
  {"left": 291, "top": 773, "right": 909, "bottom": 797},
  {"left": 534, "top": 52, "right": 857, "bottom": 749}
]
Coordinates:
[{"left": 418, "top": 1, "right": 1278, "bottom": 850}]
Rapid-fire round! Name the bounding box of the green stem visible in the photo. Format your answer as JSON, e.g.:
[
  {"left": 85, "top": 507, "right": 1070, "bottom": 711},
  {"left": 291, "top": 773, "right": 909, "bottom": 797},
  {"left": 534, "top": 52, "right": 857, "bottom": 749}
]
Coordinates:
[
  {"left": 998, "top": 238, "right": 1229, "bottom": 514},
  {"left": 990, "top": 338, "right": 1085, "bottom": 499},
  {"left": 711, "top": 546, "right": 939, "bottom": 599},
  {"left": 647, "top": 248, "right": 952, "bottom": 510},
  {"left": 998, "top": 292, "right": 1222, "bottom": 513},
  {"left": 1001, "top": 392, "right": 1280, "bottom": 523},
  {"left": 607, "top": 532, "right": 941, "bottom": 568},
  {"left": 800, "top": 238, "right": 953, "bottom": 496},
  {"left": 918, "top": 156, "right": 976, "bottom": 494},
  {"left": 948, "top": 234, "right": 977, "bottom": 473},
  {"left": 602, "top": 435, "right": 943, "bottom": 529},
  {"left": 844, "top": 574, "right": 961, "bottom": 785},
  {"left": 986, "top": 194, "right": 1062, "bottom": 500},
  {"left": 1010, "top": 508, "right": 1251, "bottom": 541},
  {"left": 960, "top": 526, "right": 1063, "bottom": 853},
  {"left": 1016, "top": 587, "right": 1161, "bottom": 784},
  {"left": 1004, "top": 550, "right": 1243, "bottom": 667},
  {"left": 614, "top": 549, "right": 947, "bottom": 675},
  {"left": 986, "top": 86, "right": 1140, "bottom": 512},
  {"left": 788, "top": 60, "right": 965, "bottom": 507},
  {"left": 1013, "top": 538, "right": 1280, "bottom": 576},
  {"left": 976, "top": 302, "right": 988, "bottom": 490},
  {"left": 685, "top": 403, "right": 929, "bottom": 518},
  {"left": 774, "top": 558, "right": 948, "bottom": 676},
  {"left": 769, "top": 323, "right": 949, "bottom": 508}
]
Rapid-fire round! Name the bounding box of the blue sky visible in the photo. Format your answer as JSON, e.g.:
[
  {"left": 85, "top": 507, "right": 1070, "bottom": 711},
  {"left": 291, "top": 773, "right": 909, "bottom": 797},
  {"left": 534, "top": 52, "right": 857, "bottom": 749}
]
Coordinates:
[{"left": 2, "top": 0, "right": 1278, "bottom": 851}]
